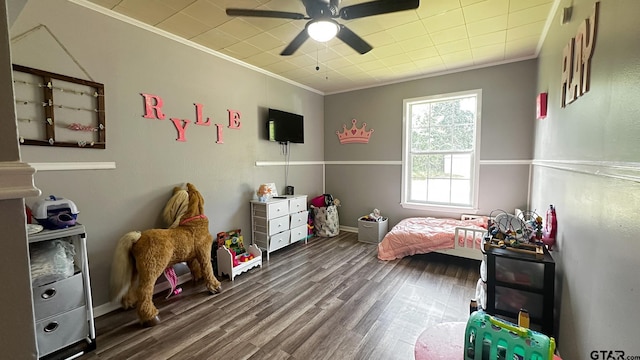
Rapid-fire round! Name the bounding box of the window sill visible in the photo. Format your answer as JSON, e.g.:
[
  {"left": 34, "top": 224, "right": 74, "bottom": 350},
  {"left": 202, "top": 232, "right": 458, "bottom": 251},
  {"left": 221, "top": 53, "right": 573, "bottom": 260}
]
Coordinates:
[{"left": 400, "top": 202, "right": 478, "bottom": 214}]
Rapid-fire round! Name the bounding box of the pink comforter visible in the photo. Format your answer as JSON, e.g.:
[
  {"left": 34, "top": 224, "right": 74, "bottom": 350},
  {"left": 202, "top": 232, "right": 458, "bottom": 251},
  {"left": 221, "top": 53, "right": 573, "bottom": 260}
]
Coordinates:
[{"left": 377, "top": 217, "right": 487, "bottom": 260}]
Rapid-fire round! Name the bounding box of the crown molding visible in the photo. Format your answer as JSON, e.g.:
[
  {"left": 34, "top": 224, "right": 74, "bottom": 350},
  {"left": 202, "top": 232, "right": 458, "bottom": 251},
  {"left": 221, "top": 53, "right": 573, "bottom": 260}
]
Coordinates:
[
  {"left": 68, "top": 0, "right": 323, "bottom": 96},
  {"left": 0, "top": 161, "right": 41, "bottom": 200}
]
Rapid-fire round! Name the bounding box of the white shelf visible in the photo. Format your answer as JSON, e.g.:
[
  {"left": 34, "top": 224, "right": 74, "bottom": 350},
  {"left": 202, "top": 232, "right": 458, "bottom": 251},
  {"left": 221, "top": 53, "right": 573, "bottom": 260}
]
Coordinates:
[{"left": 217, "top": 244, "right": 262, "bottom": 281}]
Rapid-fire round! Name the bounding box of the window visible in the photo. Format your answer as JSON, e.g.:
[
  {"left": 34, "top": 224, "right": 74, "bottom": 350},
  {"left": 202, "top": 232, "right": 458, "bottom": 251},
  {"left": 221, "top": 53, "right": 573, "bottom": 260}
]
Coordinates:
[{"left": 402, "top": 89, "right": 481, "bottom": 211}]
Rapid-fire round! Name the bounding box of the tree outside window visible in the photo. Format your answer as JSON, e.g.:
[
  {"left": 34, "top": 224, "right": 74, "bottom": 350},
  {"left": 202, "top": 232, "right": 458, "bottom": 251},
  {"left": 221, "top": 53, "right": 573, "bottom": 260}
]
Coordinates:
[{"left": 402, "top": 90, "right": 481, "bottom": 210}]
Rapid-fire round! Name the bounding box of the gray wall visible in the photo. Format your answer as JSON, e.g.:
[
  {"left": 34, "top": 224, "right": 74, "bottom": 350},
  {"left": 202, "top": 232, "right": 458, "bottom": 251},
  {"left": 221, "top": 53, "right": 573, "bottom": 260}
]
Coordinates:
[
  {"left": 10, "top": 0, "right": 325, "bottom": 309},
  {"left": 324, "top": 60, "right": 536, "bottom": 227},
  {"left": 532, "top": 0, "right": 640, "bottom": 358}
]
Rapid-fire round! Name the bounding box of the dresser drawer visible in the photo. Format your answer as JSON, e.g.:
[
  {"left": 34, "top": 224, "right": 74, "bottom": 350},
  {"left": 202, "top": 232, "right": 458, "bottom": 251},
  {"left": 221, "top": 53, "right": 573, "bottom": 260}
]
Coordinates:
[
  {"left": 267, "top": 201, "right": 289, "bottom": 219},
  {"left": 495, "top": 257, "right": 545, "bottom": 289},
  {"left": 288, "top": 196, "right": 307, "bottom": 213},
  {"left": 33, "top": 273, "right": 85, "bottom": 321},
  {"left": 36, "top": 306, "right": 88, "bottom": 357},
  {"left": 269, "top": 230, "right": 290, "bottom": 252},
  {"left": 268, "top": 216, "right": 289, "bottom": 236},
  {"left": 290, "top": 210, "right": 308, "bottom": 228},
  {"left": 494, "top": 286, "right": 544, "bottom": 319},
  {"left": 290, "top": 224, "right": 308, "bottom": 243}
]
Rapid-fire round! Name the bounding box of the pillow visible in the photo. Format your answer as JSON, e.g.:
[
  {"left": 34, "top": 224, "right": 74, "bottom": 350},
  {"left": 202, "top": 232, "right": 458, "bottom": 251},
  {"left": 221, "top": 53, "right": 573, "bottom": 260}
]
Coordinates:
[{"left": 465, "top": 216, "right": 489, "bottom": 229}]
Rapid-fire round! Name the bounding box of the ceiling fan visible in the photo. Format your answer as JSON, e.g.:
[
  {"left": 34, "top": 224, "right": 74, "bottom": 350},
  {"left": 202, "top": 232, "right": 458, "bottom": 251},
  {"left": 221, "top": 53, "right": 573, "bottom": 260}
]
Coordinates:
[{"left": 226, "top": 0, "right": 420, "bottom": 56}]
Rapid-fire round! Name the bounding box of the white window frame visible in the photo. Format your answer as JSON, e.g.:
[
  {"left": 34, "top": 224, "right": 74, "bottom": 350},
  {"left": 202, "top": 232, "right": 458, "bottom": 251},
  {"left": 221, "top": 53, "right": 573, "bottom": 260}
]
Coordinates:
[{"left": 401, "top": 89, "right": 482, "bottom": 213}]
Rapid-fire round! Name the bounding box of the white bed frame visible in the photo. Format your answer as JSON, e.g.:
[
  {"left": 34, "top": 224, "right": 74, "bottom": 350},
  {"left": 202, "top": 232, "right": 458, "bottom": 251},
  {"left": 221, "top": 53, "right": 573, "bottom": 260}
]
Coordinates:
[{"left": 435, "top": 214, "right": 488, "bottom": 261}]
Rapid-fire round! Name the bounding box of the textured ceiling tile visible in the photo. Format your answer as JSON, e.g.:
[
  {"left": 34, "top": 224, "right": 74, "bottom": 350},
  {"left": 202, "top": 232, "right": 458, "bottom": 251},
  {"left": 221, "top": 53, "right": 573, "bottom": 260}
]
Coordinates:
[
  {"left": 398, "top": 37, "right": 434, "bottom": 53},
  {"left": 156, "top": 12, "right": 210, "bottom": 39},
  {"left": 224, "top": 41, "right": 263, "bottom": 59},
  {"left": 379, "top": 53, "right": 414, "bottom": 68},
  {"left": 436, "top": 38, "right": 471, "bottom": 55},
  {"left": 508, "top": 4, "right": 554, "bottom": 28},
  {"left": 364, "top": 30, "right": 397, "bottom": 47},
  {"left": 88, "top": 0, "right": 121, "bottom": 9},
  {"left": 216, "top": 18, "right": 263, "bottom": 40},
  {"left": 469, "top": 31, "right": 506, "bottom": 48},
  {"left": 505, "top": 35, "right": 540, "bottom": 58},
  {"left": 506, "top": 21, "right": 546, "bottom": 41},
  {"left": 192, "top": 28, "right": 239, "bottom": 50},
  {"left": 413, "top": 56, "right": 445, "bottom": 69},
  {"left": 114, "top": 0, "right": 178, "bottom": 25},
  {"left": 460, "top": 0, "right": 486, "bottom": 6},
  {"left": 356, "top": 59, "right": 387, "bottom": 72},
  {"left": 243, "top": 51, "right": 282, "bottom": 68},
  {"left": 441, "top": 50, "right": 474, "bottom": 68},
  {"left": 386, "top": 21, "right": 427, "bottom": 42},
  {"left": 262, "top": 60, "right": 297, "bottom": 73},
  {"left": 509, "top": 0, "right": 554, "bottom": 12},
  {"left": 244, "top": 32, "right": 286, "bottom": 52},
  {"left": 430, "top": 25, "right": 468, "bottom": 45},
  {"left": 416, "top": 0, "right": 462, "bottom": 18},
  {"left": 88, "top": 0, "right": 557, "bottom": 93},
  {"left": 181, "top": 1, "right": 229, "bottom": 28},
  {"left": 406, "top": 46, "right": 440, "bottom": 61},
  {"left": 369, "top": 43, "right": 405, "bottom": 58},
  {"left": 471, "top": 43, "right": 506, "bottom": 62},
  {"left": 463, "top": 0, "right": 510, "bottom": 24},
  {"left": 466, "top": 15, "right": 508, "bottom": 37},
  {"left": 422, "top": 8, "right": 465, "bottom": 33}
]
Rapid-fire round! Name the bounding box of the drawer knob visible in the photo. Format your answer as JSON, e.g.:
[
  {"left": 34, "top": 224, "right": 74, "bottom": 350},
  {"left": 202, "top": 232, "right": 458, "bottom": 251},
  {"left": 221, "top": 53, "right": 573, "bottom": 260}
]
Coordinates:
[
  {"left": 44, "top": 322, "right": 59, "bottom": 333},
  {"left": 41, "top": 288, "right": 57, "bottom": 299}
]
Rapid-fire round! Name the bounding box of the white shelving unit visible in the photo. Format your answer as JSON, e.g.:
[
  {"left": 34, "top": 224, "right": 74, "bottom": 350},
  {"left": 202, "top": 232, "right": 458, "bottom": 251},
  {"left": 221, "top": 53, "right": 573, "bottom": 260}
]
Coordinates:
[
  {"left": 28, "top": 225, "right": 95, "bottom": 359},
  {"left": 251, "top": 195, "right": 308, "bottom": 261},
  {"left": 216, "top": 244, "right": 262, "bottom": 281}
]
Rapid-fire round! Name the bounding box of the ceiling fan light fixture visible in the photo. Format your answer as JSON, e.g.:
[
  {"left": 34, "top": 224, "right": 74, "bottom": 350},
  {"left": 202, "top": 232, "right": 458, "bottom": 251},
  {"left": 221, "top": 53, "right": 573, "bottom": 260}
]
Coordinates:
[{"left": 307, "top": 19, "right": 339, "bottom": 42}]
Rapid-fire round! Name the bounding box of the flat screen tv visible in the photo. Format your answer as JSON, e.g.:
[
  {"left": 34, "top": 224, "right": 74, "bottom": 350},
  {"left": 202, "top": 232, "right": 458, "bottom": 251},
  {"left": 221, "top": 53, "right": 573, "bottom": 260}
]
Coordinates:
[{"left": 267, "top": 108, "right": 304, "bottom": 144}]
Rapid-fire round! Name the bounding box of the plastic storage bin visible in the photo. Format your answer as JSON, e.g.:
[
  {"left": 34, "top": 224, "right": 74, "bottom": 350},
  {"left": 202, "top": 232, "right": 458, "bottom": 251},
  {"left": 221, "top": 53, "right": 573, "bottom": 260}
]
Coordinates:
[{"left": 358, "top": 217, "right": 388, "bottom": 243}]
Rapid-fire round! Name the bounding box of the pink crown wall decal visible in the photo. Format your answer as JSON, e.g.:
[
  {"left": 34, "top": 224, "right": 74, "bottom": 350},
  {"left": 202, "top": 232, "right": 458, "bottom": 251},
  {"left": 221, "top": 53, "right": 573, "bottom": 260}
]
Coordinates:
[{"left": 336, "top": 119, "right": 374, "bottom": 144}]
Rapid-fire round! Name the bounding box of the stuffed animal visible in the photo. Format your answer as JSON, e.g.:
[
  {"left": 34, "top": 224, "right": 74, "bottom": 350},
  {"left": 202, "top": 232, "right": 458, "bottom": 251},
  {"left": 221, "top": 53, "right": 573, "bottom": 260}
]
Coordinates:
[{"left": 110, "top": 183, "right": 222, "bottom": 326}]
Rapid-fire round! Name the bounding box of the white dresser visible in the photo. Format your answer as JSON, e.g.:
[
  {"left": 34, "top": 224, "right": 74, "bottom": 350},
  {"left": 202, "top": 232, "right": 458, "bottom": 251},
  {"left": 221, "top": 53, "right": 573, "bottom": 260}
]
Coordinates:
[
  {"left": 28, "top": 225, "right": 95, "bottom": 359},
  {"left": 251, "top": 195, "right": 308, "bottom": 261}
]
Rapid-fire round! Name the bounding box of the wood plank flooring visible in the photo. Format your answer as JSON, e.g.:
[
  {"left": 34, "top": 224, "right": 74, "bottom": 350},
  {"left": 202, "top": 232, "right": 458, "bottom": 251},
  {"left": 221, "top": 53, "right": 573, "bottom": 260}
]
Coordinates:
[{"left": 84, "top": 231, "right": 480, "bottom": 360}]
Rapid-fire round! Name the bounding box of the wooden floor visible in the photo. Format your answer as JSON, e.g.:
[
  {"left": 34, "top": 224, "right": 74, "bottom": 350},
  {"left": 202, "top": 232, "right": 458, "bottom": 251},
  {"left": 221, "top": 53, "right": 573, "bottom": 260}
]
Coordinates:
[{"left": 84, "top": 231, "right": 480, "bottom": 360}]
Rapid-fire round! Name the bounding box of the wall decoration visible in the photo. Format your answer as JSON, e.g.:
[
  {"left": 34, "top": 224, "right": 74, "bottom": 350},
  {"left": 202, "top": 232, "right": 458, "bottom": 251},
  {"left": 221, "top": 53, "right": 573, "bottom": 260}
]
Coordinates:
[
  {"left": 13, "top": 64, "right": 106, "bottom": 148},
  {"left": 537, "top": 92, "right": 548, "bottom": 119},
  {"left": 140, "top": 93, "right": 241, "bottom": 143},
  {"left": 336, "top": 119, "right": 374, "bottom": 144},
  {"left": 560, "top": 1, "right": 599, "bottom": 108}
]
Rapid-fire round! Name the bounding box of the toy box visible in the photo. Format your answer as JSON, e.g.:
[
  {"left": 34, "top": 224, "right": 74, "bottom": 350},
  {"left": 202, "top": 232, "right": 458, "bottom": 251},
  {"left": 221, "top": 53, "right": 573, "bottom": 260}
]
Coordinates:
[{"left": 464, "top": 310, "right": 555, "bottom": 360}]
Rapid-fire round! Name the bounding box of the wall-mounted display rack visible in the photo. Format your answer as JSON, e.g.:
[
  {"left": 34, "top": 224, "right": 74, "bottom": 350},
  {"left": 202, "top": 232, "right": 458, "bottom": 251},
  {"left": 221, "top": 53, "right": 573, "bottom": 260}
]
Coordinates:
[{"left": 13, "top": 64, "right": 106, "bottom": 149}]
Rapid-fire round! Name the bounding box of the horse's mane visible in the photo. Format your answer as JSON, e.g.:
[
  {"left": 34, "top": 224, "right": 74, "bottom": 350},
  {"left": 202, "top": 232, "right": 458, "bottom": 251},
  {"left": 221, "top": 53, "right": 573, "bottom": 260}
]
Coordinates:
[{"left": 161, "top": 188, "right": 189, "bottom": 229}]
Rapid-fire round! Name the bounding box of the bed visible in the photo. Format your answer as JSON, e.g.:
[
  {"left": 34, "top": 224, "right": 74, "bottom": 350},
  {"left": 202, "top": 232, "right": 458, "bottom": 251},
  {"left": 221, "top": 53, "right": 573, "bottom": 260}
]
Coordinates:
[{"left": 377, "top": 215, "right": 489, "bottom": 261}]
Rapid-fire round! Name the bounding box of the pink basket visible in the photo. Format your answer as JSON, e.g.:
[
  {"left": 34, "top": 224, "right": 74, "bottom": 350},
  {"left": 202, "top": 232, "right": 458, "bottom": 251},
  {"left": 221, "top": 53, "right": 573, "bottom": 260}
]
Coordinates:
[{"left": 311, "top": 195, "right": 325, "bottom": 208}]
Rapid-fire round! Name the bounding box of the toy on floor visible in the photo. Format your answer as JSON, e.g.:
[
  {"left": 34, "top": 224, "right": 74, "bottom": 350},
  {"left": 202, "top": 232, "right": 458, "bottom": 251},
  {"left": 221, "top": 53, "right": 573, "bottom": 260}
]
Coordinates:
[
  {"left": 162, "top": 266, "right": 182, "bottom": 299},
  {"left": 110, "top": 183, "right": 222, "bottom": 327},
  {"left": 464, "top": 310, "right": 556, "bottom": 360}
]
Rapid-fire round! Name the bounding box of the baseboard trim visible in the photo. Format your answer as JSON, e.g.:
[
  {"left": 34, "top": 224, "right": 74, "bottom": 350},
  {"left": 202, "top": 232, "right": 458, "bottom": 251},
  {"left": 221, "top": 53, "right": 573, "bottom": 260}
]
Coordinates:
[
  {"left": 340, "top": 226, "right": 357, "bottom": 233},
  {"left": 93, "top": 273, "right": 193, "bottom": 318}
]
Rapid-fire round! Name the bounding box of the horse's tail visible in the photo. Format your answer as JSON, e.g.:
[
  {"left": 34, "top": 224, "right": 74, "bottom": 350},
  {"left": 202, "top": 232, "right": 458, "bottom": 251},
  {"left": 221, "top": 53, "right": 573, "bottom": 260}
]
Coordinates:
[{"left": 110, "top": 231, "right": 142, "bottom": 303}]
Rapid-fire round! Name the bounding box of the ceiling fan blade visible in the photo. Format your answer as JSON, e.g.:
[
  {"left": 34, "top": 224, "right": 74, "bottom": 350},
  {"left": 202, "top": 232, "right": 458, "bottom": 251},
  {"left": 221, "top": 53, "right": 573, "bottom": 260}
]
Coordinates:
[
  {"left": 226, "top": 8, "right": 307, "bottom": 20},
  {"left": 340, "top": 0, "right": 419, "bottom": 20},
  {"left": 280, "top": 29, "right": 310, "bottom": 56},
  {"left": 336, "top": 25, "right": 372, "bottom": 54}
]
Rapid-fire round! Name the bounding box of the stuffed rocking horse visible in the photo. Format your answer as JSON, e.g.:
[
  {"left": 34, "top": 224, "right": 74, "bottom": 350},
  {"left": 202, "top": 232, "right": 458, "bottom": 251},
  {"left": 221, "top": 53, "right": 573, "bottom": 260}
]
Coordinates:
[{"left": 110, "top": 183, "right": 222, "bottom": 326}]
